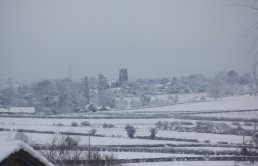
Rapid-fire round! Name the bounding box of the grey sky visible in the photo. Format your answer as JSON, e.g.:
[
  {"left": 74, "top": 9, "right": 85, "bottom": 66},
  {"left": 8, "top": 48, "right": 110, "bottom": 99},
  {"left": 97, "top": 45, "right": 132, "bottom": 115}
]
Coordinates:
[{"left": 0, "top": 0, "right": 257, "bottom": 82}]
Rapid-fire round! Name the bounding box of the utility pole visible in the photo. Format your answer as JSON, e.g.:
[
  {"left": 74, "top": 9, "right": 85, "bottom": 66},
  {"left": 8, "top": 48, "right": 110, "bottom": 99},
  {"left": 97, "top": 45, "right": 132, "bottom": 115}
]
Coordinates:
[
  {"left": 243, "top": 133, "right": 245, "bottom": 145},
  {"left": 56, "top": 96, "right": 60, "bottom": 115},
  {"left": 242, "top": 129, "right": 246, "bottom": 145},
  {"left": 56, "top": 102, "right": 59, "bottom": 115},
  {"left": 88, "top": 131, "right": 91, "bottom": 163}
]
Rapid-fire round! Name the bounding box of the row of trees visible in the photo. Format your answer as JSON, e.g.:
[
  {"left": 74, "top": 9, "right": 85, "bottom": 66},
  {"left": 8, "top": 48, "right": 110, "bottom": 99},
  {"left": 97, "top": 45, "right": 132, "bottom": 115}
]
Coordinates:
[
  {"left": 124, "top": 124, "right": 157, "bottom": 139},
  {"left": 0, "top": 74, "right": 116, "bottom": 114},
  {"left": 130, "top": 71, "right": 254, "bottom": 94},
  {"left": 0, "top": 70, "right": 256, "bottom": 114}
]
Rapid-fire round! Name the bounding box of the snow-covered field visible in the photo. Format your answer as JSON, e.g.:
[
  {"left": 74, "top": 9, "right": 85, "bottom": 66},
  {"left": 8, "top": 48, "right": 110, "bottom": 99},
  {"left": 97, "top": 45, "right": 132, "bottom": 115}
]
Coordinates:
[
  {"left": 0, "top": 132, "right": 180, "bottom": 145},
  {"left": 129, "top": 161, "right": 236, "bottom": 166},
  {"left": 122, "top": 95, "right": 258, "bottom": 114},
  {"left": 0, "top": 94, "right": 257, "bottom": 165},
  {"left": 196, "top": 110, "right": 258, "bottom": 119},
  {"left": 99, "top": 152, "right": 201, "bottom": 159},
  {"left": 0, "top": 118, "right": 251, "bottom": 144},
  {"left": 121, "top": 93, "right": 206, "bottom": 107}
]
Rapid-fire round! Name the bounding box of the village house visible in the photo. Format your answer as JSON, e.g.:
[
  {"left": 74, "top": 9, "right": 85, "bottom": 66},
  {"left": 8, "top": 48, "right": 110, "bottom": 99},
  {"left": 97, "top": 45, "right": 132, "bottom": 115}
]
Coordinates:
[{"left": 0, "top": 141, "right": 54, "bottom": 166}]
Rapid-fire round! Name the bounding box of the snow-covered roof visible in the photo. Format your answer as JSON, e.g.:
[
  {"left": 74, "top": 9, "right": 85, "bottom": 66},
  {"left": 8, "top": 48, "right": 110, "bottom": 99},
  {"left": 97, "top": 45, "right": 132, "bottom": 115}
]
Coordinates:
[
  {"left": 0, "top": 107, "right": 35, "bottom": 114},
  {"left": 0, "top": 141, "right": 54, "bottom": 166},
  {"left": 97, "top": 106, "right": 111, "bottom": 110},
  {"left": 155, "top": 84, "right": 165, "bottom": 88}
]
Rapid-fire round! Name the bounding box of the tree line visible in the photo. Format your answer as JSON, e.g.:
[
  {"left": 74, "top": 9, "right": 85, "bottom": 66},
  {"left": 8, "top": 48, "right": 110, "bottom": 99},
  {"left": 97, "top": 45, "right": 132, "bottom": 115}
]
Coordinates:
[{"left": 0, "top": 70, "right": 256, "bottom": 114}]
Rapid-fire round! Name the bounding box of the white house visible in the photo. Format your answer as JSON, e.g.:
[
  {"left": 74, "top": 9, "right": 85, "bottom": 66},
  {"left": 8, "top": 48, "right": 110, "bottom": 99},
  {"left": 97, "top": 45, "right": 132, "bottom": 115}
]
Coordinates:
[{"left": 0, "top": 107, "right": 35, "bottom": 114}]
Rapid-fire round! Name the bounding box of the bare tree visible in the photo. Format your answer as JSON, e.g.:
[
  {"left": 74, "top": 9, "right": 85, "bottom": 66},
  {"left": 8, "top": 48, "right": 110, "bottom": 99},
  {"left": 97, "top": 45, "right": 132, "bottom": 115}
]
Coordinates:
[
  {"left": 14, "top": 132, "right": 30, "bottom": 144},
  {"left": 232, "top": 0, "right": 258, "bottom": 157},
  {"left": 253, "top": 132, "right": 258, "bottom": 146},
  {"left": 149, "top": 128, "right": 158, "bottom": 139},
  {"left": 82, "top": 76, "right": 90, "bottom": 106},
  {"left": 40, "top": 134, "right": 123, "bottom": 166},
  {"left": 206, "top": 79, "right": 224, "bottom": 100},
  {"left": 231, "top": 2, "right": 258, "bottom": 96},
  {"left": 125, "top": 124, "right": 136, "bottom": 138}
]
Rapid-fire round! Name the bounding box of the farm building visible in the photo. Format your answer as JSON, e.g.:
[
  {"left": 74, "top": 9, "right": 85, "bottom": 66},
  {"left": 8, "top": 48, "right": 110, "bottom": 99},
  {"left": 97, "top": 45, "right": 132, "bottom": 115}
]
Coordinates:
[
  {"left": 97, "top": 106, "right": 111, "bottom": 111},
  {"left": 0, "top": 107, "right": 35, "bottom": 114},
  {"left": 0, "top": 141, "right": 54, "bottom": 166}
]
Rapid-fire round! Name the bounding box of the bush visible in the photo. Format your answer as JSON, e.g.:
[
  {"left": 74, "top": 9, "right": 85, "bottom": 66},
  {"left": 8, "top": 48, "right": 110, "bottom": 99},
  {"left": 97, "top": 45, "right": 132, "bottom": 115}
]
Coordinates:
[
  {"left": 155, "top": 121, "right": 163, "bottom": 129},
  {"left": 162, "top": 121, "right": 170, "bottom": 130},
  {"left": 88, "top": 152, "right": 122, "bottom": 166},
  {"left": 217, "top": 141, "right": 228, "bottom": 144},
  {"left": 41, "top": 135, "right": 123, "bottom": 166},
  {"left": 0, "top": 128, "right": 10, "bottom": 131},
  {"left": 64, "top": 136, "right": 78, "bottom": 147},
  {"left": 81, "top": 121, "right": 90, "bottom": 126},
  {"left": 103, "top": 123, "right": 109, "bottom": 128},
  {"left": 15, "top": 132, "right": 29, "bottom": 143},
  {"left": 200, "top": 95, "right": 207, "bottom": 101},
  {"left": 232, "top": 122, "right": 240, "bottom": 126},
  {"left": 252, "top": 132, "right": 258, "bottom": 146},
  {"left": 243, "top": 122, "right": 253, "bottom": 126},
  {"left": 180, "top": 121, "right": 193, "bottom": 125},
  {"left": 204, "top": 140, "right": 211, "bottom": 143},
  {"left": 90, "top": 129, "right": 97, "bottom": 135},
  {"left": 102, "top": 123, "right": 115, "bottom": 128},
  {"left": 71, "top": 122, "right": 78, "bottom": 127},
  {"left": 125, "top": 124, "right": 136, "bottom": 138},
  {"left": 149, "top": 128, "right": 158, "bottom": 139},
  {"left": 57, "top": 123, "right": 64, "bottom": 126},
  {"left": 170, "top": 122, "right": 181, "bottom": 130}
]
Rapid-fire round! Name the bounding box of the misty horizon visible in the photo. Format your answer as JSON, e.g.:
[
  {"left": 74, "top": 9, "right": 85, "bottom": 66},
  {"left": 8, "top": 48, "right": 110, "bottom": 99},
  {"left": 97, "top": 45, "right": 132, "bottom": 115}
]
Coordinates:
[
  {"left": 0, "top": 68, "right": 253, "bottom": 87},
  {"left": 0, "top": 1, "right": 258, "bottom": 165},
  {"left": 1, "top": 0, "right": 257, "bottom": 82}
]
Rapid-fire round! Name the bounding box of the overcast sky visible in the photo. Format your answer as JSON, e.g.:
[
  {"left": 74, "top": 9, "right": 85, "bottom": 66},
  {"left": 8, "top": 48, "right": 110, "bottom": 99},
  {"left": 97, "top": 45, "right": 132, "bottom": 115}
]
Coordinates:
[{"left": 0, "top": 0, "right": 257, "bottom": 82}]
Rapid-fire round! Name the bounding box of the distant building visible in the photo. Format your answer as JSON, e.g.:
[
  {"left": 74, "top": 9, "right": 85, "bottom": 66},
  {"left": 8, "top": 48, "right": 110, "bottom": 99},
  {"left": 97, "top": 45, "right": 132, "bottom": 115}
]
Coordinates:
[
  {"left": 0, "top": 107, "right": 35, "bottom": 114},
  {"left": 97, "top": 106, "right": 111, "bottom": 111},
  {"left": 119, "top": 68, "right": 128, "bottom": 86},
  {"left": 85, "top": 103, "right": 97, "bottom": 112}
]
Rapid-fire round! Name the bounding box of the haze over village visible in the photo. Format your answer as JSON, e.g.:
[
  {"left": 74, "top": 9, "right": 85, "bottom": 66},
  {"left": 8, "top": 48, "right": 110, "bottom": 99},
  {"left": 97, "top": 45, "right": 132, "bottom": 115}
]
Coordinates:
[{"left": 0, "top": 0, "right": 258, "bottom": 166}]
